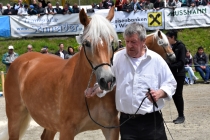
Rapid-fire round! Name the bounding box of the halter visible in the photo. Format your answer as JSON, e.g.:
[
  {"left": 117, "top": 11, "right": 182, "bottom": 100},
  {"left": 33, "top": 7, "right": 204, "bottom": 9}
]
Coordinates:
[{"left": 82, "top": 40, "right": 114, "bottom": 71}]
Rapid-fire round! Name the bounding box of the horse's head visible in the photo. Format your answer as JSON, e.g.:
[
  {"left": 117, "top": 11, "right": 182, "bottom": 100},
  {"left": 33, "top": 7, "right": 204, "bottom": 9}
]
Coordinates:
[
  {"left": 146, "top": 30, "right": 176, "bottom": 64},
  {"left": 79, "top": 7, "right": 118, "bottom": 91}
]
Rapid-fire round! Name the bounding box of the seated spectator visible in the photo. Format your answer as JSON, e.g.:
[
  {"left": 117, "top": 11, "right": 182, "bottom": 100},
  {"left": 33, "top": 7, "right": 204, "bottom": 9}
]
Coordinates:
[
  {"left": 38, "top": 0, "right": 47, "bottom": 8},
  {"left": 18, "top": 4, "right": 28, "bottom": 16},
  {"left": 27, "top": 44, "right": 33, "bottom": 52},
  {"left": 185, "top": 50, "right": 199, "bottom": 84},
  {"left": 106, "top": 0, "right": 115, "bottom": 9},
  {"left": 131, "top": 0, "right": 143, "bottom": 12},
  {"left": 54, "top": 2, "right": 63, "bottom": 14},
  {"left": 28, "top": 5, "right": 37, "bottom": 15},
  {"left": 0, "top": 3, "right": 5, "bottom": 15},
  {"left": 72, "top": 3, "right": 80, "bottom": 13},
  {"left": 55, "top": 43, "right": 68, "bottom": 59},
  {"left": 122, "top": 0, "right": 134, "bottom": 13},
  {"left": 115, "top": 0, "right": 126, "bottom": 11},
  {"left": 37, "top": 2, "right": 45, "bottom": 16},
  {"left": 3, "top": 4, "right": 16, "bottom": 15},
  {"left": 65, "top": 46, "right": 75, "bottom": 59},
  {"left": 45, "top": 3, "right": 57, "bottom": 15},
  {"left": 193, "top": 46, "right": 210, "bottom": 84},
  {"left": 63, "top": 3, "right": 73, "bottom": 14},
  {"left": 98, "top": 2, "right": 105, "bottom": 9},
  {"left": 154, "top": 0, "right": 165, "bottom": 9},
  {"left": 172, "top": 0, "right": 182, "bottom": 8},
  {"left": 142, "top": 0, "right": 154, "bottom": 10},
  {"left": 2, "top": 46, "right": 19, "bottom": 72}
]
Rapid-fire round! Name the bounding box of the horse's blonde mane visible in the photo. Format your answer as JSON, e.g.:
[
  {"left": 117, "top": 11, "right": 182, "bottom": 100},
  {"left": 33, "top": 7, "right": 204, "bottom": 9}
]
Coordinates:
[
  {"left": 82, "top": 14, "right": 118, "bottom": 53},
  {"left": 147, "top": 30, "right": 169, "bottom": 46}
]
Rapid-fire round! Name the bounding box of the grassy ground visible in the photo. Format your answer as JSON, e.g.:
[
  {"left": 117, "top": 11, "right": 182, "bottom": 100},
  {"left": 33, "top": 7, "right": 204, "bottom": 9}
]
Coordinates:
[{"left": 0, "top": 28, "right": 210, "bottom": 91}]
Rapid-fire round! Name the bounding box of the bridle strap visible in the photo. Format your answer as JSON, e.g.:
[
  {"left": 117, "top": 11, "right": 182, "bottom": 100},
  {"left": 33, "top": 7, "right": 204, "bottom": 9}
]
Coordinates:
[{"left": 83, "top": 43, "right": 114, "bottom": 71}]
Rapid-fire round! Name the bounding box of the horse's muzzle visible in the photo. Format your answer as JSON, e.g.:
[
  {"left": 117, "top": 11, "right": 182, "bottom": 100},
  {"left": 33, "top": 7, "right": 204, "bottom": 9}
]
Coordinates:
[{"left": 99, "top": 76, "right": 116, "bottom": 90}]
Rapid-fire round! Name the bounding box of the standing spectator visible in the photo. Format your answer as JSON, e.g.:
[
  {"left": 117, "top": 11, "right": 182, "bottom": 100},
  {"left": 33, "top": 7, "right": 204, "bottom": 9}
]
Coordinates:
[
  {"left": 98, "top": 2, "right": 105, "bottom": 9},
  {"left": 41, "top": 46, "right": 50, "bottom": 54},
  {"left": 72, "top": 3, "right": 80, "bottom": 13},
  {"left": 55, "top": 43, "right": 68, "bottom": 59},
  {"left": 166, "top": 0, "right": 175, "bottom": 8},
  {"left": 54, "top": 2, "right": 63, "bottom": 14},
  {"left": 65, "top": 46, "right": 75, "bottom": 59},
  {"left": 2, "top": 46, "right": 19, "bottom": 72},
  {"left": 166, "top": 30, "right": 186, "bottom": 124},
  {"left": 102, "top": 0, "right": 109, "bottom": 8},
  {"left": 131, "top": 0, "right": 143, "bottom": 12},
  {"left": 45, "top": 3, "right": 56, "bottom": 15},
  {"left": 3, "top": 4, "right": 16, "bottom": 15},
  {"left": 0, "top": 3, "right": 5, "bottom": 15},
  {"left": 27, "top": 44, "right": 33, "bottom": 52},
  {"left": 17, "top": 4, "right": 28, "bottom": 16},
  {"left": 154, "top": 0, "right": 165, "bottom": 9},
  {"left": 36, "top": 2, "right": 45, "bottom": 16},
  {"left": 193, "top": 46, "right": 210, "bottom": 84},
  {"left": 38, "top": 0, "right": 47, "bottom": 8},
  {"left": 122, "top": 0, "right": 134, "bottom": 13},
  {"left": 185, "top": 50, "right": 199, "bottom": 84},
  {"left": 85, "top": 23, "right": 176, "bottom": 140},
  {"left": 142, "top": 0, "right": 154, "bottom": 10}
]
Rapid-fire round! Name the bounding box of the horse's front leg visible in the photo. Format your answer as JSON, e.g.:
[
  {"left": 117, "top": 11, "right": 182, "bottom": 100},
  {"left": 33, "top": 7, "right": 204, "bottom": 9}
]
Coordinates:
[
  {"left": 59, "top": 124, "right": 76, "bottom": 140},
  {"left": 41, "top": 129, "right": 56, "bottom": 140},
  {"left": 101, "top": 117, "right": 120, "bottom": 140}
]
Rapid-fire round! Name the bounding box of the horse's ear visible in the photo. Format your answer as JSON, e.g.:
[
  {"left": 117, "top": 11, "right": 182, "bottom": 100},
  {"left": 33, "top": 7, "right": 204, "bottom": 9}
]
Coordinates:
[
  {"left": 79, "top": 9, "right": 90, "bottom": 27},
  {"left": 157, "top": 30, "right": 163, "bottom": 39},
  {"left": 106, "top": 6, "right": 115, "bottom": 21}
]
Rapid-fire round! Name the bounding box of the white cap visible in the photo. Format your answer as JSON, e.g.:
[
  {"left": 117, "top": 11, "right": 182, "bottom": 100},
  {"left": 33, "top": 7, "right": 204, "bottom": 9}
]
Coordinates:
[
  {"left": 118, "top": 39, "right": 122, "bottom": 42},
  {"left": 8, "top": 46, "right": 14, "bottom": 49}
]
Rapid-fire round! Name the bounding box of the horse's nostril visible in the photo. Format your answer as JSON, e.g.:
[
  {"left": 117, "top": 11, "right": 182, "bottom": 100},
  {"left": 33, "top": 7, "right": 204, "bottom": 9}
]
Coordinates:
[
  {"left": 100, "top": 78, "right": 106, "bottom": 87},
  {"left": 112, "top": 77, "right": 116, "bottom": 84}
]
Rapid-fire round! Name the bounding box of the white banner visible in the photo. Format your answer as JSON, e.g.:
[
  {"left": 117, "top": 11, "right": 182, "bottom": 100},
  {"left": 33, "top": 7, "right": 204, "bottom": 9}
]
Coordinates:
[
  {"left": 114, "top": 9, "right": 165, "bottom": 32},
  {"left": 165, "top": 6, "right": 210, "bottom": 29},
  {"left": 10, "top": 14, "right": 84, "bottom": 37}
]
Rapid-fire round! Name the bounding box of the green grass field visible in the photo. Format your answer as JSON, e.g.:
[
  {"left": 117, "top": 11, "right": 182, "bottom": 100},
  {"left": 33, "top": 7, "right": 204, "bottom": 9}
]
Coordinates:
[{"left": 0, "top": 26, "right": 210, "bottom": 91}]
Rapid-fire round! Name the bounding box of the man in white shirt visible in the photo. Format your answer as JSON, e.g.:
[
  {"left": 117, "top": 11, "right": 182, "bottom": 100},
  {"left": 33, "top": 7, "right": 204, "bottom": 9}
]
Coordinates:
[{"left": 85, "top": 22, "right": 177, "bottom": 140}]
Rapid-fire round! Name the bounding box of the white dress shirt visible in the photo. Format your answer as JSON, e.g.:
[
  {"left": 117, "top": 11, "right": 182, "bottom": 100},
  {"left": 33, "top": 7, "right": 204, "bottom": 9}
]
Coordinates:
[{"left": 98, "top": 47, "right": 177, "bottom": 115}]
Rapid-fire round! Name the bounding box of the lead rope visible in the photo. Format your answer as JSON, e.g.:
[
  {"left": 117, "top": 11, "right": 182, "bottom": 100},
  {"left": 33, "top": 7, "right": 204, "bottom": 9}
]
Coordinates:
[{"left": 85, "top": 75, "right": 174, "bottom": 140}]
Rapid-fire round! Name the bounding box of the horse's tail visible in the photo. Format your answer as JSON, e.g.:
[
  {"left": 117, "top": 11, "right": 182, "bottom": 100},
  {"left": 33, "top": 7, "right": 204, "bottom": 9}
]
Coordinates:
[{"left": 0, "top": 114, "right": 31, "bottom": 140}]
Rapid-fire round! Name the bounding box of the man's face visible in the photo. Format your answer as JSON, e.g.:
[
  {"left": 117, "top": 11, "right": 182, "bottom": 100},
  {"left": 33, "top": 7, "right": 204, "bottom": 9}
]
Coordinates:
[
  {"left": 59, "top": 44, "right": 64, "bottom": 50},
  {"left": 39, "top": 3, "right": 42, "bottom": 7},
  {"left": 198, "top": 49, "right": 204, "bottom": 55},
  {"left": 7, "top": 4, "right": 10, "bottom": 9},
  {"left": 125, "top": 33, "right": 145, "bottom": 58},
  {"left": 8, "top": 49, "right": 14, "bottom": 54}
]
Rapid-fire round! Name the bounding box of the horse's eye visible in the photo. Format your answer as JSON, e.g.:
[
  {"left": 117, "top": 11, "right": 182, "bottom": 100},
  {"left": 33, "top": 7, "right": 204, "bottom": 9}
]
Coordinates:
[{"left": 82, "top": 40, "right": 91, "bottom": 48}]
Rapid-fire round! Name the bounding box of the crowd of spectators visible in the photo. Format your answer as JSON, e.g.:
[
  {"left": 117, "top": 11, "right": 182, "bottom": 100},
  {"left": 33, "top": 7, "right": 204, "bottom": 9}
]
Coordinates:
[
  {"left": 0, "top": 0, "right": 80, "bottom": 16},
  {"left": 1, "top": 0, "right": 210, "bottom": 16}
]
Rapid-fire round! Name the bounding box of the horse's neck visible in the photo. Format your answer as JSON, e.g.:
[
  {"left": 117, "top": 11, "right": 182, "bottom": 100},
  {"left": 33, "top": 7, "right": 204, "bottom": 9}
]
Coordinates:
[{"left": 69, "top": 50, "right": 96, "bottom": 88}]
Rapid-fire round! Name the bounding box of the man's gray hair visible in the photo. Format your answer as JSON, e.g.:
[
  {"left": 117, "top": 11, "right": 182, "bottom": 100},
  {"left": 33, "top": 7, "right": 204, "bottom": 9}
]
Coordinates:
[{"left": 123, "top": 22, "right": 146, "bottom": 41}]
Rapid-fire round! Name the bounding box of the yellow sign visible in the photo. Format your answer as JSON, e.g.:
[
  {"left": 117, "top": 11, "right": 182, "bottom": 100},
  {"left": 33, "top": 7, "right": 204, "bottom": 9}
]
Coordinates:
[{"left": 148, "top": 12, "right": 162, "bottom": 27}]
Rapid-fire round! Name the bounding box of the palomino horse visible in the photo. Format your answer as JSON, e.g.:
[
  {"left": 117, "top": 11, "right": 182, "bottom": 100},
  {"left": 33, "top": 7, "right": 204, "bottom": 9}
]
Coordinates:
[
  {"left": 146, "top": 31, "right": 176, "bottom": 63},
  {"left": 1, "top": 8, "right": 175, "bottom": 140},
  {"left": 2, "top": 7, "right": 119, "bottom": 140}
]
